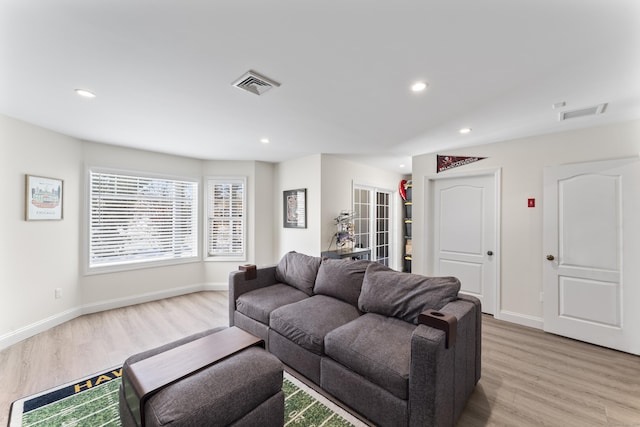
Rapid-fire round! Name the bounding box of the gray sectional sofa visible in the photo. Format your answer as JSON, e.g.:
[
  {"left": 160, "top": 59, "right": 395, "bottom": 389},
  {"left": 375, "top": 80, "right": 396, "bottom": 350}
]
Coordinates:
[{"left": 229, "top": 252, "right": 481, "bottom": 427}]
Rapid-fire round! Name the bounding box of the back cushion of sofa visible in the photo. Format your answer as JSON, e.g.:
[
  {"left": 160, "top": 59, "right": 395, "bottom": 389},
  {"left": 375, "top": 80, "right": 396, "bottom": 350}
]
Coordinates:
[
  {"left": 314, "top": 258, "right": 370, "bottom": 306},
  {"left": 275, "top": 251, "right": 322, "bottom": 296},
  {"left": 358, "top": 262, "right": 460, "bottom": 324}
]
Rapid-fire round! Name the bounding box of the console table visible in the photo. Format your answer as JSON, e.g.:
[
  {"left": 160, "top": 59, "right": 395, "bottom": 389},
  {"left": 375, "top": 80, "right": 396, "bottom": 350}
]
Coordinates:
[{"left": 321, "top": 247, "right": 371, "bottom": 260}]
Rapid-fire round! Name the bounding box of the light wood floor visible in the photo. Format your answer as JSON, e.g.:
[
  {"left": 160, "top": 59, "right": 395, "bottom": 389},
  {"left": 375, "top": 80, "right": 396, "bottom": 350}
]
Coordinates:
[{"left": 1, "top": 292, "right": 638, "bottom": 426}]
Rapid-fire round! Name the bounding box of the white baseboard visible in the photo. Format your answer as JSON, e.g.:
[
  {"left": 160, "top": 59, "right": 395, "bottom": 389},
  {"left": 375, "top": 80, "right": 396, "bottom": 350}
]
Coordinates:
[
  {"left": 0, "top": 282, "right": 229, "bottom": 351},
  {"left": 202, "top": 282, "right": 228, "bottom": 291},
  {"left": 81, "top": 283, "right": 210, "bottom": 315},
  {"left": 0, "top": 307, "right": 82, "bottom": 351},
  {"left": 498, "top": 310, "right": 544, "bottom": 330}
]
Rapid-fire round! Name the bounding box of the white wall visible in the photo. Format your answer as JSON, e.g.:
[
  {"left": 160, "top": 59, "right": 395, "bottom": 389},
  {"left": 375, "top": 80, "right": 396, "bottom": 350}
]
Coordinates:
[
  {"left": 275, "top": 154, "right": 322, "bottom": 257},
  {"left": 273, "top": 154, "right": 406, "bottom": 263},
  {"left": 320, "top": 155, "right": 405, "bottom": 270},
  {"left": 412, "top": 119, "right": 640, "bottom": 327},
  {"left": 7, "top": 112, "right": 637, "bottom": 337},
  {"left": 0, "top": 115, "right": 274, "bottom": 348},
  {"left": 1, "top": 115, "right": 82, "bottom": 340},
  {"left": 253, "top": 161, "right": 277, "bottom": 267},
  {"left": 1, "top": 116, "right": 397, "bottom": 349}
]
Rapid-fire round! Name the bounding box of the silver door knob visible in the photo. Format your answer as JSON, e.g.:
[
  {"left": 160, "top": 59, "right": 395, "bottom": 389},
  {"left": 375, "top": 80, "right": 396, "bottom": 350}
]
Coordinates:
[{"left": 546, "top": 254, "right": 555, "bottom": 261}]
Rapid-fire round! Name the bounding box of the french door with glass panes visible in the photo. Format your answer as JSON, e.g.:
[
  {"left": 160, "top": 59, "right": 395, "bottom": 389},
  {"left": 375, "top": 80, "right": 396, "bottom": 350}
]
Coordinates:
[{"left": 353, "top": 186, "right": 393, "bottom": 266}]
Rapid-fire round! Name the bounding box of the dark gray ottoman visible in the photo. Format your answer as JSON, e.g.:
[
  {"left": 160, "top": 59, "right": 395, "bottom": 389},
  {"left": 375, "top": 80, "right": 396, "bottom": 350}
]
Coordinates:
[{"left": 119, "top": 327, "right": 284, "bottom": 427}]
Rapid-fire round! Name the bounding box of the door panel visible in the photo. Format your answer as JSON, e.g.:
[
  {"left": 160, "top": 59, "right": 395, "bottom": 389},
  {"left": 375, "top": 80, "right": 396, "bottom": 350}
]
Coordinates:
[
  {"left": 560, "top": 174, "right": 619, "bottom": 270},
  {"left": 543, "top": 157, "right": 640, "bottom": 355},
  {"left": 440, "top": 186, "right": 483, "bottom": 255},
  {"left": 559, "top": 277, "right": 620, "bottom": 326},
  {"left": 439, "top": 259, "right": 483, "bottom": 294},
  {"left": 432, "top": 174, "right": 497, "bottom": 314}
]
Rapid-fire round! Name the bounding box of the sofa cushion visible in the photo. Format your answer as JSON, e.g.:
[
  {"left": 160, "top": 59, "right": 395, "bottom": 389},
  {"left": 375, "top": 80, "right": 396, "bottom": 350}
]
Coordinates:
[
  {"left": 269, "top": 295, "right": 361, "bottom": 355},
  {"left": 236, "top": 284, "right": 310, "bottom": 324},
  {"left": 358, "top": 262, "right": 460, "bottom": 324},
  {"left": 275, "top": 251, "right": 322, "bottom": 296},
  {"left": 313, "top": 258, "right": 370, "bottom": 306},
  {"left": 324, "top": 313, "right": 415, "bottom": 400}
]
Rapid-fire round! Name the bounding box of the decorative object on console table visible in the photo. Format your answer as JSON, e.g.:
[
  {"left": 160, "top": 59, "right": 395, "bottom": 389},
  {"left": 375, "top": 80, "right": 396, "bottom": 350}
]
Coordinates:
[
  {"left": 321, "top": 247, "right": 371, "bottom": 260},
  {"left": 283, "top": 188, "right": 306, "bottom": 228},
  {"left": 402, "top": 180, "right": 412, "bottom": 272},
  {"left": 333, "top": 210, "right": 356, "bottom": 248},
  {"left": 25, "top": 174, "right": 63, "bottom": 221}
]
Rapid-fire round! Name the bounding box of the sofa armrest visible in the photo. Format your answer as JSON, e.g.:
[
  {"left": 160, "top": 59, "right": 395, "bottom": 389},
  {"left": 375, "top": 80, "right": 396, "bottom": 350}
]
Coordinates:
[
  {"left": 418, "top": 309, "right": 457, "bottom": 349},
  {"left": 409, "top": 297, "right": 480, "bottom": 426},
  {"left": 228, "top": 265, "right": 278, "bottom": 326},
  {"left": 409, "top": 324, "right": 454, "bottom": 426},
  {"left": 456, "top": 294, "right": 482, "bottom": 384}
]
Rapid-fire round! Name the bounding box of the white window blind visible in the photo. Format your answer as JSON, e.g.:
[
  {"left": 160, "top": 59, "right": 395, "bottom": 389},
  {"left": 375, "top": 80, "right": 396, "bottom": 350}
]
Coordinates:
[
  {"left": 89, "top": 170, "right": 198, "bottom": 270},
  {"left": 206, "top": 178, "right": 245, "bottom": 259}
]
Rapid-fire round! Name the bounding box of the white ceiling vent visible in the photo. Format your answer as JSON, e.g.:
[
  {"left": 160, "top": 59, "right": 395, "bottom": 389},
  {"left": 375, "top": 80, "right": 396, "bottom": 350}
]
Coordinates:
[
  {"left": 559, "top": 103, "right": 607, "bottom": 121},
  {"left": 232, "top": 70, "right": 281, "bottom": 96}
]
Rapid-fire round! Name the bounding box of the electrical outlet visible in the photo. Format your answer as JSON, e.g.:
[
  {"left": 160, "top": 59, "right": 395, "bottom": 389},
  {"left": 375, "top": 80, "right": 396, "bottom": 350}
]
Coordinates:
[
  {"left": 539, "top": 291, "right": 544, "bottom": 302},
  {"left": 55, "top": 288, "right": 62, "bottom": 299}
]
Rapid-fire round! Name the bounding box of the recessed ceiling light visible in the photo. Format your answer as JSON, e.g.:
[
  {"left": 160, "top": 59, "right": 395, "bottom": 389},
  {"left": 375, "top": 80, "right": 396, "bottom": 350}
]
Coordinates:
[
  {"left": 260, "top": 138, "right": 270, "bottom": 144},
  {"left": 399, "top": 164, "right": 406, "bottom": 168},
  {"left": 75, "top": 89, "right": 96, "bottom": 98},
  {"left": 459, "top": 128, "right": 472, "bottom": 134},
  {"left": 411, "top": 81, "right": 428, "bottom": 92}
]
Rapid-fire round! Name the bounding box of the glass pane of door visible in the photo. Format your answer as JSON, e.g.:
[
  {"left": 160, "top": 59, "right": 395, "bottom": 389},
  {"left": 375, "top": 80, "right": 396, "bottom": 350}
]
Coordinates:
[
  {"left": 353, "top": 188, "right": 370, "bottom": 249},
  {"left": 353, "top": 186, "right": 392, "bottom": 266},
  {"left": 375, "top": 191, "right": 390, "bottom": 266}
]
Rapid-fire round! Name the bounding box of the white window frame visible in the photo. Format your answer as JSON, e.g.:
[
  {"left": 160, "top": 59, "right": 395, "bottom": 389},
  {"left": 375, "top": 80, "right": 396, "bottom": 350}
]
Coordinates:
[
  {"left": 204, "top": 176, "right": 247, "bottom": 262},
  {"left": 86, "top": 167, "right": 200, "bottom": 274}
]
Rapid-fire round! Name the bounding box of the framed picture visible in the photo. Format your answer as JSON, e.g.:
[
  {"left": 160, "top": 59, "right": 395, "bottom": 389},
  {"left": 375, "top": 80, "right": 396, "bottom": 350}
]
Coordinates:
[
  {"left": 25, "top": 175, "right": 63, "bottom": 220},
  {"left": 283, "top": 188, "right": 307, "bottom": 228}
]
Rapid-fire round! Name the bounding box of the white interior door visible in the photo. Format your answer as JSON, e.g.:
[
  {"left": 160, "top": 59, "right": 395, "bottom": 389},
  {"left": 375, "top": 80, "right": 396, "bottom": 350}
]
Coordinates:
[
  {"left": 431, "top": 173, "right": 498, "bottom": 314},
  {"left": 543, "top": 157, "right": 640, "bottom": 355}
]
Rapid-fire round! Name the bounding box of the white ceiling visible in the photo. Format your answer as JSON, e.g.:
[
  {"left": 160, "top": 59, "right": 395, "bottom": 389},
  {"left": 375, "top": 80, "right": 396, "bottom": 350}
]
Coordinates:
[{"left": 1, "top": 0, "right": 639, "bottom": 174}]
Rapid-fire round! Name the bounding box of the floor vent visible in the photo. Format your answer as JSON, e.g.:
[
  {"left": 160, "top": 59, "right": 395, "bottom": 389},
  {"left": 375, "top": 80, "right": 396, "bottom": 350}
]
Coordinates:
[
  {"left": 232, "top": 70, "right": 281, "bottom": 96},
  {"left": 559, "top": 103, "right": 607, "bottom": 121}
]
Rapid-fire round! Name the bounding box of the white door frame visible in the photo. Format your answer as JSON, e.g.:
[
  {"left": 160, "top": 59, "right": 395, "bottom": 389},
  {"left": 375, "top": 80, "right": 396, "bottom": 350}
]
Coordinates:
[
  {"left": 352, "top": 183, "right": 397, "bottom": 269},
  {"left": 424, "top": 168, "right": 502, "bottom": 319}
]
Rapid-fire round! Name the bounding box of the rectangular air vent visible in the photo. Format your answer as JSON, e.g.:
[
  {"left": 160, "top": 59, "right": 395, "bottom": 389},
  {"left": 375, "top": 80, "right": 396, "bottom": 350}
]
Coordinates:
[
  {"left": 232, "top": 70, "right": 281, "bottom": 96},
  {"left": 559, "top": 103, "right": 607, "bottom": 121}
]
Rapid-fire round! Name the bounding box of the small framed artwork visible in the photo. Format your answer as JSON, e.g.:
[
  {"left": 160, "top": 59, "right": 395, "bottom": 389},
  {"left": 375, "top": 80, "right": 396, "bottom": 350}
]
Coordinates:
[
  {"left": 25, "top": 175, "right": 64, "bottom": 220},
  {"left": 283, "top": 188, "right": 307, "bottom": 228}
]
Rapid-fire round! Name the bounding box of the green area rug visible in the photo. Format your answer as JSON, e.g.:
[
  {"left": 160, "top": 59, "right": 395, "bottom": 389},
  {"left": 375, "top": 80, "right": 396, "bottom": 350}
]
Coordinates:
[{"left": 9, "top": 367, "right": 368, "bottom": 426}]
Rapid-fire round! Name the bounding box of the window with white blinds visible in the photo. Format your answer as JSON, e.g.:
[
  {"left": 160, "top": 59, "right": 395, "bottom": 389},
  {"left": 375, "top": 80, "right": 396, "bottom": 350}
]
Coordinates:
[
  {"left": 88, "top": 170, "right": 199, "bottom": 271},
  {"left": 206, "top": 177, "right": 246, "bottom": 260}
]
